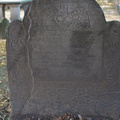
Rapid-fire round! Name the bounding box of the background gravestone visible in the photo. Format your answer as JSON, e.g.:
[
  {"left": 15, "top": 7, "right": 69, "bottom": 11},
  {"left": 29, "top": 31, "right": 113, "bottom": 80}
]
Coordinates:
[{"left": 6, "top": 0, "right": 120, "bottom": 119}]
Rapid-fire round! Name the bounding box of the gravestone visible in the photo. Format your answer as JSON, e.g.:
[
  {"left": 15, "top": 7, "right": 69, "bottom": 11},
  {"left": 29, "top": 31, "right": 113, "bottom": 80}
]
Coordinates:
[{"left": 6, "top": 0, "right": 120, "bottom": 119}]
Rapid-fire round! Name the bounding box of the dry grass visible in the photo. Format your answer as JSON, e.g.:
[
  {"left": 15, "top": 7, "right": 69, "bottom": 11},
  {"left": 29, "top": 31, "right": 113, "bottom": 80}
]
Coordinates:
[{"left": 0, "top": 40, "right": 10, "bottom": 120}]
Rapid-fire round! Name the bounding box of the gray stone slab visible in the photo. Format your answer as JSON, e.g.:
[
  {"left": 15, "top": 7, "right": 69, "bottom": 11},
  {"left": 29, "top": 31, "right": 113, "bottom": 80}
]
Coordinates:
[
  {"left": 6, "top": 20, "right": 33, "bottom": 115},
  {"left": 6, "top": 0, "right": 120, "bottom": 119}
]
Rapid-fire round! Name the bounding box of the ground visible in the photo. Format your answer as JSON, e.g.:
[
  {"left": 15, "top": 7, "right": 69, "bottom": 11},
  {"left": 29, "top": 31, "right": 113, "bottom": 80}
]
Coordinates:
[
  {"left": 0, "top": 40, "right": 10, "bottom": 120},
  {"left": 0, "top": 0, "right": 120, "bottom": 120}
]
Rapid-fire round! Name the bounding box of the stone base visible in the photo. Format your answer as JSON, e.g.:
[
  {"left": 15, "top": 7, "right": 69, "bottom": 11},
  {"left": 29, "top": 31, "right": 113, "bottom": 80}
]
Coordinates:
[{"left": 11, "top": 113, "right": 114, "bottom": 120}]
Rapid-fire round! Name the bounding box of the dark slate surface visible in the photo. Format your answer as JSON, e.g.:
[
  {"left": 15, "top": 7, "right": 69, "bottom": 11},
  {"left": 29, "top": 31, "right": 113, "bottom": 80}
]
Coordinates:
[{"left": 6, "top": 0, "right": 120, "bottom": 119}]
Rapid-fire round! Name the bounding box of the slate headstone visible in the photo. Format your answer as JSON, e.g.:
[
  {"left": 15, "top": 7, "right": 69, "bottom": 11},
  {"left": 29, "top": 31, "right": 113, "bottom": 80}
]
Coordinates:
[
  {"left": 6, "top": 20, "right": 33, "bottom": 115},
  {"left": 6, "top": 0, "right": 120, "bottom": 119}
]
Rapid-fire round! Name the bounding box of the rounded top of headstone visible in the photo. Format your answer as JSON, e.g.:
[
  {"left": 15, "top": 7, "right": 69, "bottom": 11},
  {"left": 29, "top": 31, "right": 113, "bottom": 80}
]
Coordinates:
[
  {"left": 79, "top": 0, "right": 106, "bottom": 30},
  {"left": 24, "top": 0, "right": 106, "bottom": 31}
]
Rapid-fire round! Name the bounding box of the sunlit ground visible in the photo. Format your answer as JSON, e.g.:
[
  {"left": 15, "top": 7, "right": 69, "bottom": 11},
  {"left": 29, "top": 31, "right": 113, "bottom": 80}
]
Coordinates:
[
  {"left": 0, "top": 40, "right": 10, "bottom": 120},
  {"left": 97, "top": 0, "right": 120, "bottom": 21}
]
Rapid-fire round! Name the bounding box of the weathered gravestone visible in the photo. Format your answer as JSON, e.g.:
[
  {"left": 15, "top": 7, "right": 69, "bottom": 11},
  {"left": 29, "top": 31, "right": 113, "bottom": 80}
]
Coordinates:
[{"left": 6, "top": 0, "right": 120, "bottom": 119}]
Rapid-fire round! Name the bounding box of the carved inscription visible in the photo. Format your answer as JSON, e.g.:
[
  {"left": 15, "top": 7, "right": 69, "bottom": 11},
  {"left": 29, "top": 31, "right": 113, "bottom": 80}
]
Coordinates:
[{"left": 29, "top": 30, "right": 102, "bottom": 82}]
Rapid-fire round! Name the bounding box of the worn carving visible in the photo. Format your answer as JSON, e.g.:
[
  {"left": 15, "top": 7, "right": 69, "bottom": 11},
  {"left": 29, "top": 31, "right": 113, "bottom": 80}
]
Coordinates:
[
  {"left": 6, "top": 20, "right": 33, "bottom": 115},
  {"left": 103, "top": 21, "right": 120, "bottom": 82}
]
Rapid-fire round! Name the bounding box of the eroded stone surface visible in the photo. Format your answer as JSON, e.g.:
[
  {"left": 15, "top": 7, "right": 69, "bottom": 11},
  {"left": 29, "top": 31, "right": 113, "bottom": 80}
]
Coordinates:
[
  {"left": 6, "top": 20, "right": 33, "bottom": 115},
  {"left": 7, "top": 0, "right": 120, "bottom": 119}
]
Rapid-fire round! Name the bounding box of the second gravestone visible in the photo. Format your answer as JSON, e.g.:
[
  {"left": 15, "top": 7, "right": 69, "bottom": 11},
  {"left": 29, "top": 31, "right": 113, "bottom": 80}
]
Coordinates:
[{"left": 7, "top": 0, "right": 120, "bottom": 119}]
